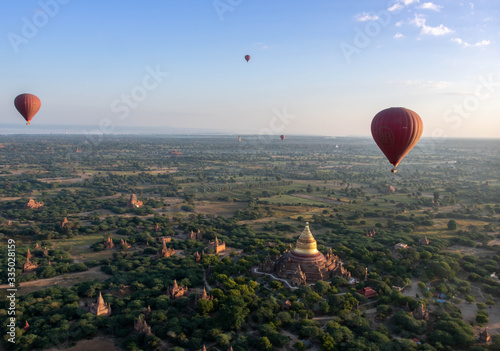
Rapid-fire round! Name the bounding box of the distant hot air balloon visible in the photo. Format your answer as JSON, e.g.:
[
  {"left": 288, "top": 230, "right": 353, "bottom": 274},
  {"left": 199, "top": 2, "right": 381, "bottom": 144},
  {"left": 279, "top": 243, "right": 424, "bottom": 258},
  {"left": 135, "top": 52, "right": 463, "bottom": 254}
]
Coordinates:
[
  {"left": 280, "top": 135, "right": 285, "bottom": 141},
  {"left": 14, "top": 93, "right": 41, "bottom": 125},
  {"left": 371, "top": 107, "right": 423, "bottom": 173},
  {"left": 244, "top": 55, "right": 250, "bottom": 62},
  {"left": 238, "top": 136, "right": 242, "bottom": 142}
]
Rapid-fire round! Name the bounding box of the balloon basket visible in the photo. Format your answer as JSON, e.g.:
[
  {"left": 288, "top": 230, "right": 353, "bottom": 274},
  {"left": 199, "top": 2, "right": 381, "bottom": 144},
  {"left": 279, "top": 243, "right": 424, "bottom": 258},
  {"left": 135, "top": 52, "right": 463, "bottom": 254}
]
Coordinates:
[
  {"left": 26, "top": 122, "right": 30, "bottom": 125},
  {"left": 391, "top": 168, "right": 397, "bottom": 173}
]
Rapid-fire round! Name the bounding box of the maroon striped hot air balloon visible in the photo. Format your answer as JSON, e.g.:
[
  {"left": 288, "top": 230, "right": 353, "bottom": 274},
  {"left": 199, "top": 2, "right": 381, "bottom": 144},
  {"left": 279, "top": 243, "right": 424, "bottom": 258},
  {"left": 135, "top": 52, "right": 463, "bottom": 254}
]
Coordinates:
[
  {"left": 244, "top": 55, "right": 250, "bottom": 62},
  {"left": 14, "top": 93, "right": 41, "bottom": 125}
]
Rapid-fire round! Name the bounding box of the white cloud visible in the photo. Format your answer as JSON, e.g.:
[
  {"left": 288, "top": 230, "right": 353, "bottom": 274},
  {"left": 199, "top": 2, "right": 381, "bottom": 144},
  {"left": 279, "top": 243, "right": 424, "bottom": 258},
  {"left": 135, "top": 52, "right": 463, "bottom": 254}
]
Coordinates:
[
  {"left": 402, "top": 0, "right": 420, "bottom": 5},
  {"left": 355, "top": 12, "right": 379, "bottom": 22},
  {"left": 421, "top": 24, "right": 453, "bottom": 35},
  {"left": 388, "top": 0, "right": 419, "bottom": 12},
  {"left": 418, "top": 2, "right": 443, "bottom": 11},
  {"left": 394, "top": 32, "right": 405, "bottom": 39},
  {"left": 411, "top": 14, "right": 453, "bottom": 36},
  {"left": 388, "top": 3, "right": 404, "bottom": 12},
  {"left": 395, "top": 21, "right": 404, "bottom": 27},
  {"left": 451, "top": 38, "right": 490, "bottom": 47}
]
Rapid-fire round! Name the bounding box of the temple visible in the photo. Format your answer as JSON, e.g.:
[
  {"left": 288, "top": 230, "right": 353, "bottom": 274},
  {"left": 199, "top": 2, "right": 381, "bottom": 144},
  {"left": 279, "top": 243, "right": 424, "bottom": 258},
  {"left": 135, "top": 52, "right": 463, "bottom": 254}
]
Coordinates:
[
  {"left": 412, "top": 303, "right": 429, "bottom": 321},
  {"left": 121, "top": 239, "right": 131, "bottom": 249},
  {"left": 61, "top": 217, "right": 69, "bottom": 228},
  {"left": 189, "top": 229, "right": 203, "bottom": 240},
  {"left": 195, "top": 287, "right": 213, "bottom": 304},
  {"left": 134, "top": 316, "right": 152, "bottom": 335},
  {"left": 166, "top": 280, "right": 188, "bottom": 300},
  {"left": 23, "top": 250, "right": 39, "bottom": 273},
  {"left": 90, "top": 291, "right": 111, "bottom": 316},
  {"left": 419, "top": 236, "right": 430, "bottom": 246},
  {"left": 25, "top": 199, "right": 43, "bottom": 209},
  {"left": 127, "top": 194, "right": 143, "bottom": 208},
  {"left": 479, "top": 328, "right": 491, "bottom": 343},
  {"left": 104, "top": 236, "right": 115, "bottom": 249},
  {"left": 157, "top": 239, "right": 175, "bottom": 258},
  {"left": 259, "top": 223, "right": 351, "bottom": 285},
  {"left": 208, "top": 236, "right": 225, "bottom": 253}
]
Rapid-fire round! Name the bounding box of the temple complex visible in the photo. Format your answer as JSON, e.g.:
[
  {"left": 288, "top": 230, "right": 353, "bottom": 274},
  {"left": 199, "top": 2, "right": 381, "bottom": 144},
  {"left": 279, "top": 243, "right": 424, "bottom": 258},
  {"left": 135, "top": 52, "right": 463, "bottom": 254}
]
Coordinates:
[
  {"left": 127, "top": 194, "right": 143, "bottom": 208},
  {"left": 259, "top": 223, "right": 351, "bottom": 285},
  {"left": 166, "top": 280, "right": 188, "bottom": 300},
  {"left": 208, "top": 236, "right": 225, "bottom": 253},
  {"left": 104, "top": 236, "right": 115, "bottom": 249},
  {"left": 90, "top": 291, "right": 111, "bottom": 316},
  {"left": 25, "top": 199, "right": 43, "bottom": 209}
]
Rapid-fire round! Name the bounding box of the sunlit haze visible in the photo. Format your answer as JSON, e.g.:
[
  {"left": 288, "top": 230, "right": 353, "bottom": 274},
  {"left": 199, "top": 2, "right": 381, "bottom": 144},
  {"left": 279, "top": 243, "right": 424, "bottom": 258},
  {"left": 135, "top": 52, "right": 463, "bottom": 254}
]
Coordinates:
[{"left": 1, "top": 0, "right": 499, "bottom": 138}]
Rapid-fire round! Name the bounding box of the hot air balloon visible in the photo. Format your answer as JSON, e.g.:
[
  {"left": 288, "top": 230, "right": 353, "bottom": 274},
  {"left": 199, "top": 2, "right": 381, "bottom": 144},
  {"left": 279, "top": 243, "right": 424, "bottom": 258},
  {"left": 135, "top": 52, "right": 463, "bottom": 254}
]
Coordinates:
[
  {"left": 371, "top": 107, "right": 423, "bottom": 173},
  {"left": 280, "top": 135, "right": 285, "bottom": 141},
  {"left": 14, "top": 93, "right": 41, "bottom": 125},
  {"left": 244, "top": 55, "right": 250, "bottom": 62},
  {"left": 238, "top": 136, "right": 242, "bottom": 142}
]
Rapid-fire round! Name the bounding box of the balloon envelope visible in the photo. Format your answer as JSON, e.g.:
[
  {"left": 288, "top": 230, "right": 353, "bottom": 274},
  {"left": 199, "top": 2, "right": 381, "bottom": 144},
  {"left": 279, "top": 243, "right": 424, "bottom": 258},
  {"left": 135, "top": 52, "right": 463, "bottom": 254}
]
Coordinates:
[
  {"left": 371, "top": 107, "right": 423, "bottom": 169},
  {"left": 14, "top": 93, "right": 41, "bottom": 125},
  {"left": 280, "top": 135, "right": 285, "bottom": 141},
  {"left": 244, "top": 55, "right": 250, "bottom": 62}
]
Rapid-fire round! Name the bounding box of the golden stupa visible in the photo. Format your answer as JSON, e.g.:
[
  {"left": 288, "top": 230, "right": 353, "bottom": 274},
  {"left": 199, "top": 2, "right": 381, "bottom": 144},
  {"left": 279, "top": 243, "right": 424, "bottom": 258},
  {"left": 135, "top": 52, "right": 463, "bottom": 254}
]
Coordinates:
[
  {"left": 271, "top": 223, "right": 351, "bottom": 284},
  {"left": 293, "top": 222, "right": 319, "bottom": 255}
]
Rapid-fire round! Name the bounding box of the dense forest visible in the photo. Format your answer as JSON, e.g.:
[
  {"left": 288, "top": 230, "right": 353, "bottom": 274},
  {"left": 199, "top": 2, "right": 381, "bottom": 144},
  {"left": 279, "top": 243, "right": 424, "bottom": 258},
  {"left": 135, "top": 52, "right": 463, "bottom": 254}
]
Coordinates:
[{"left": 0, "top": 135, "right": 499, "bottom": 351}]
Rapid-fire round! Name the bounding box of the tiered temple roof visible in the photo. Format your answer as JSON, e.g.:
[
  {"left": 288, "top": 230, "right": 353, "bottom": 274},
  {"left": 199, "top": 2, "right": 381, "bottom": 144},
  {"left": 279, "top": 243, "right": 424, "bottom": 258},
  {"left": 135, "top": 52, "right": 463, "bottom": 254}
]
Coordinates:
[
  {"left": 90, "top": 291, "right": 111, "bottom": 316},
  {"left": 166, "top": 280, "right": 188, "bottom": 300}
]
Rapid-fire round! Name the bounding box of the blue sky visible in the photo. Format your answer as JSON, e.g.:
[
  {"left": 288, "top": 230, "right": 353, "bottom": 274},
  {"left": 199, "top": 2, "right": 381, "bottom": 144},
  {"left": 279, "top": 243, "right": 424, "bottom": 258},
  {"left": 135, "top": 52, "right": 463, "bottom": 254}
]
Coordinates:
[{"left": 1, "top": 0, "right": 499, "bottom": 137}]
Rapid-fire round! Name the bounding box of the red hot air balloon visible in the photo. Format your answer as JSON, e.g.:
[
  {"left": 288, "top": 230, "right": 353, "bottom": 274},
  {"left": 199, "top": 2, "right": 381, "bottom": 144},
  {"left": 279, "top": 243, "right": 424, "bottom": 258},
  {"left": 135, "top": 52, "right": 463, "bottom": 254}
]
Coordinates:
[
  {"left": 14, "top": 94, "right": 41, "bottom": 125},
  {"left": 371, "top": 107, "right": 423, "bottom": 173},
  {"left": 244, "top": 55, "right": 250, "bottom": 62},
  {"left": 280, "top": 135, "right": 285, "bottom": 141}
]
